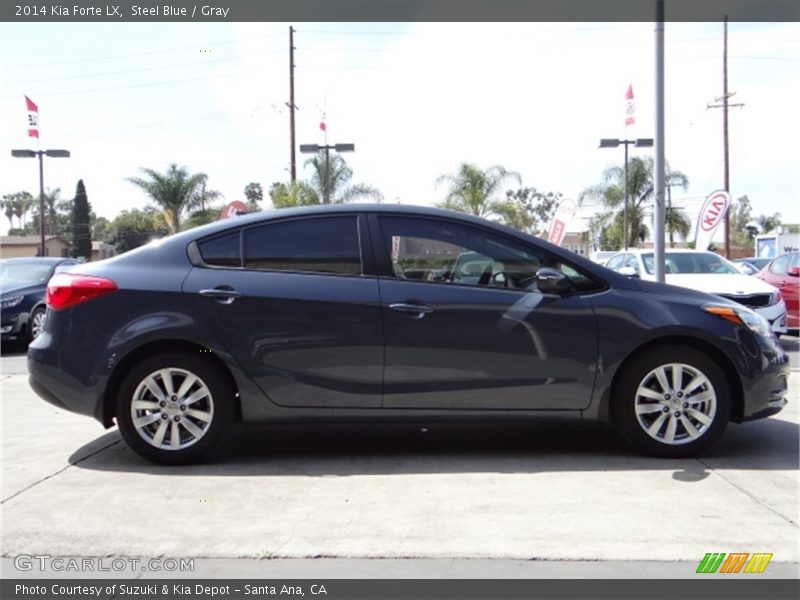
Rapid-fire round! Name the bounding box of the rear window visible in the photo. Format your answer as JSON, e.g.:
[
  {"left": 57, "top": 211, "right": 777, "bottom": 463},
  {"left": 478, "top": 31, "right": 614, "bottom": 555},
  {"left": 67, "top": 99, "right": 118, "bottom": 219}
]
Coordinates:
[
  {"left": 198, "top": 231, "right": 241, "bottom": 267},
  {"left": 243, "top": 216, "right": 362, "bottom": 275}
]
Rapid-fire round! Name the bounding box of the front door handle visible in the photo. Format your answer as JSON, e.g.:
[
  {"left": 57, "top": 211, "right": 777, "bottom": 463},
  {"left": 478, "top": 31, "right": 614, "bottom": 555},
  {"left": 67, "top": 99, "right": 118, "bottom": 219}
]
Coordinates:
[
  {"left": 198, "top": 288, "right": 243, "bottom": 304},
  {"left": 389, "top": 302, "right": 435, "bottom": 319}
]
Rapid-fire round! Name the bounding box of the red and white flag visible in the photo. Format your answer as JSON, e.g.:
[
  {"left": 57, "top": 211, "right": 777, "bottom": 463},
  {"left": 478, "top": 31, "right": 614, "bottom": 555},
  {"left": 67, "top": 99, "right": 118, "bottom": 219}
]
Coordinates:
[
  {"left": 624, "top": 84, "right": 635, "bottom": 127},
  {"left": 547, "top": 199, "right": 577, "bottom": 246},
  {"left": 25, "top": 95, "right": 39, "bottom": 138}
]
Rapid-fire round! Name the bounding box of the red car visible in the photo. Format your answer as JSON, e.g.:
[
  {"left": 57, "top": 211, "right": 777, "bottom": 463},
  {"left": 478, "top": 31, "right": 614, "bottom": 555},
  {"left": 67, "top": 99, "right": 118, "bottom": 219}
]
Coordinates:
[{"left": 756, "top": 252, "right": 800, "bottom": 333}]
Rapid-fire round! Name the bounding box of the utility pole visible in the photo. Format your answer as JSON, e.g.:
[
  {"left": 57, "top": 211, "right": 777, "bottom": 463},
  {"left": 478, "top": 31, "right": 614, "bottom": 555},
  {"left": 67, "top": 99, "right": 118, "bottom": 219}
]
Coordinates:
[
  {"left": 288, "top": 26, "right": 297, "bottom": 183},
  {"left": 707, "top": 16, "right": 743, "bottom": 258}
]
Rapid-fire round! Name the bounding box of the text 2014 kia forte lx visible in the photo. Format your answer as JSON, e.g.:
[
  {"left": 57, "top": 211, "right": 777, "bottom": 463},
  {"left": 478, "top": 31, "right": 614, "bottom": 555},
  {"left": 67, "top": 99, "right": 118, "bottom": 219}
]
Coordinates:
[{"left": 28, "top": 205, "right": 790, "bottom": 464}]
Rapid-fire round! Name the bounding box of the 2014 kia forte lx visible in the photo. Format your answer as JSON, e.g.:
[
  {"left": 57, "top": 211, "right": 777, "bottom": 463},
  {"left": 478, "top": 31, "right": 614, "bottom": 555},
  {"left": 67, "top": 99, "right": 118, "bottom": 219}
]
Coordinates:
[{"left": 28, "top": 205, "right": 789, "bottom": 464}]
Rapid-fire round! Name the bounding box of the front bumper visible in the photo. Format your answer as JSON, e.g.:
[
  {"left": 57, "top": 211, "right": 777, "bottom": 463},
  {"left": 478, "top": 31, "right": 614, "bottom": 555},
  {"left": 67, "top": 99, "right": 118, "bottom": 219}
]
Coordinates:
[
  {"left": 1, "top": 311, "right": 29, "bottom": 339},
  {"left": 754, "top": 300, "right": 788, "bottom": 334},
  {"left": 739, "top": 337, "right": 790, "bottom": 421}
]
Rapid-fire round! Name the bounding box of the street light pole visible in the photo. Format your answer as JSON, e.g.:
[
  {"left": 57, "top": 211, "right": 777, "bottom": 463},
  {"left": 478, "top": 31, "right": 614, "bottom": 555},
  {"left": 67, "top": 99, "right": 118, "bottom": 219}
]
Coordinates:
[
  {"left": 11, "top": 148, "right": 70, "bottom": 257},
  {"left": 599, "top": 138, "right": 653, "bottom": 250},
  {"left": 299, "top": 142, "right": 355, "bottom": 204}
]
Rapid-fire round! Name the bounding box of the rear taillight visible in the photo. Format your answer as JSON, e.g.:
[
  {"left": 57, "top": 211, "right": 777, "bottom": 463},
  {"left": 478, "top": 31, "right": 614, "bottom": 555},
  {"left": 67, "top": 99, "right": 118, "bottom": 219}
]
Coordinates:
[{"left": 47, "top": 273, "right": 118, "bottom": 310}]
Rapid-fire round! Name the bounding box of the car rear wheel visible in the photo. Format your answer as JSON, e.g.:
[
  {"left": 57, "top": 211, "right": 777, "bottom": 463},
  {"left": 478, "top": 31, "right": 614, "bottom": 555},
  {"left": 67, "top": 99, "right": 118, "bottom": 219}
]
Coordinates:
[
  {"left": 29, "top": 306, "right": 47, "bottom": 341},
  {"left": 116, "top": 353, "right": 233, "bottom": 464},
  {"left": 614, "top": 346, "right": 731, "bottom": 458}
]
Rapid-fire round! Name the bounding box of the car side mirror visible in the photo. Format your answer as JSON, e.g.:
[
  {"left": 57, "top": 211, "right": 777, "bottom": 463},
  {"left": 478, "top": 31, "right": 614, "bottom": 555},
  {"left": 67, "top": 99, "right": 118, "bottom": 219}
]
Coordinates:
[
  {"left": 618, "top": 266, "right": 640, "bottom": 278},
  {"left": 788, "top": 267, "right": 800, "bottom": 277},
  {"left": 735, "top": 263, "right": 754, "bottom": 275},
  {"left": 535, "top": 267, "right": 570, "bottom": 294}
]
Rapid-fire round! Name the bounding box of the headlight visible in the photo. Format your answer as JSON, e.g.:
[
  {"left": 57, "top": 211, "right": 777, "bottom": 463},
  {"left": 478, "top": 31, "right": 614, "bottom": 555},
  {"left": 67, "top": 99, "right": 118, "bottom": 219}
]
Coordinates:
[
  {"left": 0, "top": 295, "right": 24, "bottom": 310},
  {"left": 769, "top": 290, "right": 782, "bottom": 306},
  {"left": 703, "top": 304, "right": 772, "bottom": 337}
]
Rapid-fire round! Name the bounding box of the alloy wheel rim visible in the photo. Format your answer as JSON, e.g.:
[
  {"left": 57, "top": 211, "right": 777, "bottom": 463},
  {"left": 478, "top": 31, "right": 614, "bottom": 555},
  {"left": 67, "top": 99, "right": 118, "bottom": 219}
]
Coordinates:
[
  {"left": 634, "top": 363, "right": 717, "bottom": 446},
  {"left": 31, "top": 311, "right": 46, "bottom": 339},
  {"left": 131, "top": 368, "right": 214, "bottom": 451}
]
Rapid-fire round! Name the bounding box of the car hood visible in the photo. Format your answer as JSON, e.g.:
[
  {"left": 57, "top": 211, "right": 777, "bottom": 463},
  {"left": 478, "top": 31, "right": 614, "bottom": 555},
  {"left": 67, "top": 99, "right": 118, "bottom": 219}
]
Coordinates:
[
  {"left": 0, "top": 282, "right": 43, "bottom": 297},
  {"left": 664, "top": 273, "right": 777, "bottom": 295}
]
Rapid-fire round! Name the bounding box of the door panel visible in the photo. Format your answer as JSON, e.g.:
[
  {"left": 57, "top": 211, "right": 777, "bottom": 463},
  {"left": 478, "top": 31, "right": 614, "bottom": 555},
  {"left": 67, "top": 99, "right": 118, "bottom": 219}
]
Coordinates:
[
  {"left": 184, "top": 269, "right": 383, "bottom": 408},
  {"left": 372, "top": 215, "right": 599, "bottom": 410}
]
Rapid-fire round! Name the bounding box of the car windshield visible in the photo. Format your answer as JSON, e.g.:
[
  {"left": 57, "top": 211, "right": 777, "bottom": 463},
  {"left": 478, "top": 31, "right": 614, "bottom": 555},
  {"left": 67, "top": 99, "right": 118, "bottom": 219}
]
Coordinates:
[
  {"left": 641, "top": 252, "right": 739, "bottom": 275},
  {"left": 0, "top": 262, "right": 53, "bottom": 286}
]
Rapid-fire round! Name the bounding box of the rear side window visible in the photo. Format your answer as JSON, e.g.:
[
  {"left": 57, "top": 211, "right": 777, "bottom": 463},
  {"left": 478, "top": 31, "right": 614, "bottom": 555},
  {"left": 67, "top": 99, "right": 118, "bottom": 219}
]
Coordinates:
[
  {"left": 198, "top": 231, "right": 241, "bottom": 267},
  {"left": 244, "top": 216, "right": 361, "bottom": 275}
]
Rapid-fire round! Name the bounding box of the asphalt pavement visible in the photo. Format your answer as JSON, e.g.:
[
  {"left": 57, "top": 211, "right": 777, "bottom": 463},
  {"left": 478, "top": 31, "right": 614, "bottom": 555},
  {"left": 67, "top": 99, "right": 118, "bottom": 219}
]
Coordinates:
[{"left": 1, "top": 337, "right": 798, "bottom": 579}]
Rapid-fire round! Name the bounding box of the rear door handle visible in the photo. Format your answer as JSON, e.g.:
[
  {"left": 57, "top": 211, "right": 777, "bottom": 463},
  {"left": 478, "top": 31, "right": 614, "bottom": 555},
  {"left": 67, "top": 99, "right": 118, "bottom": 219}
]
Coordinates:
[
  {"left": 389, "top": 302, "right": 435, "bottom": 318},
  {"left": 198, "top": 288, "right": 243, "bottom": 304}
]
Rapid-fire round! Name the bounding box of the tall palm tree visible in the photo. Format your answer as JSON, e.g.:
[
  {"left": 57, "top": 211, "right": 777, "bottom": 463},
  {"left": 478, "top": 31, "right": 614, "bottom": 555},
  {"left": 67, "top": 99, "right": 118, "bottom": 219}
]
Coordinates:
[
  {"left": 304, "top": 152, "right": 382, "bottom": 204},
  {"left": 580, "top": 157, "right": 688, "bottom": 249},
  {"left": 127, "top": 164, "right": 211, "bottom": 233},
  {"left": 436, "top": 163, "right": 521, "bottom": 219}
]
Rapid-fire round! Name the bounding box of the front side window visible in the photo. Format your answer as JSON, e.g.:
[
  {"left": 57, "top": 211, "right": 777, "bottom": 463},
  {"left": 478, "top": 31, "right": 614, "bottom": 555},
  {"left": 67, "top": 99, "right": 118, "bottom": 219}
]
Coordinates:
[
  {"left": 378, "top": 216, "right": 602, "bottom": 292},
  {"left": 244, "top": 216, "right": 361, "bottom": 275}
]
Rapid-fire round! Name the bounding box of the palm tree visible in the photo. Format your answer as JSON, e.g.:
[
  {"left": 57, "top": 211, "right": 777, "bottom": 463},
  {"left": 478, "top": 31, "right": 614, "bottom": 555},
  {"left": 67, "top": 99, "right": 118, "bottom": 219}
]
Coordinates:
[
  {"left": 665, "top": 207, "right": 692, "bottom": 248},
  {"left": 756, "top": 213, "right": 782, "bottom": 234},
  {"left": 436, "top": 163, "right": 521, "bottom": 219},
  {"left": 580, "top": 157, "right": 688, "bottom": 249},
  {"left": 304, "top": 152, "right": 382, "bottom": 204},
  {"left": 127, "top": 164, "right": 212, "bottom": 233}
]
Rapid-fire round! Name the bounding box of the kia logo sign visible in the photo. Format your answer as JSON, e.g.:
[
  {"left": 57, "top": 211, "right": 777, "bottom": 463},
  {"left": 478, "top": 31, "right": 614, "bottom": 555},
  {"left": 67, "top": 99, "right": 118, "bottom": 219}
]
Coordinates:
[{"left": 699, "top": 191, "right": 730, "bottom": 232}]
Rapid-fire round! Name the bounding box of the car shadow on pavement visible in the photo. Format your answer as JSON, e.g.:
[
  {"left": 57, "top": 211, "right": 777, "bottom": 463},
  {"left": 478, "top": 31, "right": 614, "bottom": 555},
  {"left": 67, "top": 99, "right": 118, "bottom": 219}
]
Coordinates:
[{"left": 68, "top": 414, "right": 799, "bottom": 477}]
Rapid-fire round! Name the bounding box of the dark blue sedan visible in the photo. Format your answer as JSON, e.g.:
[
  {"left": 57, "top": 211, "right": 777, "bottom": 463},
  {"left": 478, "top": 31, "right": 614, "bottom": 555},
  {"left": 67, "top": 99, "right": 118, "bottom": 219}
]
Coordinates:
[
  {"left": 27, "top": 205, "right": 790, "bottom": 463},
  {"left": 1, "top": 257, "right": 78, "bottom": 343}
]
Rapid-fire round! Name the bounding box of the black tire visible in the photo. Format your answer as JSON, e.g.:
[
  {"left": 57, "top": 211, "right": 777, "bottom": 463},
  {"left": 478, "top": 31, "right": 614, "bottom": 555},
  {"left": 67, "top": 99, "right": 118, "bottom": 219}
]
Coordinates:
[
  {"left": 613, "top": 346, "right": 731, "bottom": 458},
  {"left": 28, "top": 306, "right": 47, "bottom": 342},
  {"left": 116, "top": 352, "right": 233, "bottom": 465}
]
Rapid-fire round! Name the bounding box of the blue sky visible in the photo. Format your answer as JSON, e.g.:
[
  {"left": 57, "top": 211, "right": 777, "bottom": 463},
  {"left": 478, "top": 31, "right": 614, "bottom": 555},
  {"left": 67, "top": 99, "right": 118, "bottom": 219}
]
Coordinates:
[{"left": 1, "top": 21, "right": 797, "bottom": 238}]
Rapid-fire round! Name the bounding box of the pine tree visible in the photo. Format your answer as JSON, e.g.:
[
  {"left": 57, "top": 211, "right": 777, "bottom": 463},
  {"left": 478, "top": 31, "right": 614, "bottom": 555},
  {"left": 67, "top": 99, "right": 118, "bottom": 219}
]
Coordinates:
[{"left": 72, "top": 179, "right": 92, "bottom": 259}]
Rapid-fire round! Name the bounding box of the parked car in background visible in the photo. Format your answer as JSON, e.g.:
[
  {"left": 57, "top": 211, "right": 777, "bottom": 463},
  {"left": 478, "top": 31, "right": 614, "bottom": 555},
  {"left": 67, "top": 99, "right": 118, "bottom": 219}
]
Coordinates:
[
  {"left": 755, "top": 251, "right": 800, "bottom": 334},
  {"left": 590, "top": 251, "right": 618, "bottom": 266},
  {"left": 605, "top": 249, "right": 787, "bottom": 336},
  {"left": 1, "top": 257, "right": 79, "bottom": 343},
  {"left": 28, "top": 206, "right": 789, "bottom": 464},
  {"left": 732, "top": 257, "right": 773, "bottom": 276}
]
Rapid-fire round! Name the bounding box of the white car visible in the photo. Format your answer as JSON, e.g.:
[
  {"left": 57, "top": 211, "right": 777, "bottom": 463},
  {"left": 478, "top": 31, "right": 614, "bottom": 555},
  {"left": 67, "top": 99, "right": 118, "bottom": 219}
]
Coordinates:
[{"left": 605, "top": 249, "right": 788, "bottom": 335}]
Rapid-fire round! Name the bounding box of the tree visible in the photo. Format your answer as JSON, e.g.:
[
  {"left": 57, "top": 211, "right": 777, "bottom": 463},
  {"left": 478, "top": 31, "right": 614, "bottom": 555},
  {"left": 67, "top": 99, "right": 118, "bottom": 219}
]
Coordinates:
[
  {"left": 183, "top": 208, "right": 220, "bottom": 229},
  {"left": 755, "top": 213, "right": 782, "bottom": 234},
  {"left": 92, "top": 216, "right": 111, "bottom": 241},
  {"left": 580, "top": 157, "right": 688, "bottom": 249},
  {"left": 244, "top": 182, "right": 264, "bottom": 211},
  {"left": 107, "top": 208, "right": 165, "bottom": 254},
  {"left": 728, "top": 195, "right": 757, "bottom": 253},
  {"left": 127, "top": 164, "right": 212, "bottom": 233},
  {"left": 497, "top": 187, "right": 561, "bottom": 235},
  {"left": 665, "top": 207, "right": 692, "bottom": 248},
  {"left": 304, "top": 152, "right": 383, "bottom": 204},
  {"left": 71, "top": 180, "right": 92, "bottom": 259},
  {"left": 1, "top": 192, "right": 34, "bottom": 230},
  {"left": 436, "top": 163, "right": 521, "bottom": 219},
  {"left": 269, "top": 181, "right": 319, "bottom": 209}
]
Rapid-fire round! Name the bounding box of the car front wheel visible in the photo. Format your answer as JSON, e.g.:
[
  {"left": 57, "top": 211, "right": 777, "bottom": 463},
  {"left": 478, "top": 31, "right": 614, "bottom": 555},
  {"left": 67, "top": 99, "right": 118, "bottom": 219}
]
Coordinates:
[
  {"left": 614, "top": 346, "right": 731, "bottom": 458},
  {"left": 116, "top": 353, "right": 233, "bottom": 464}
]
